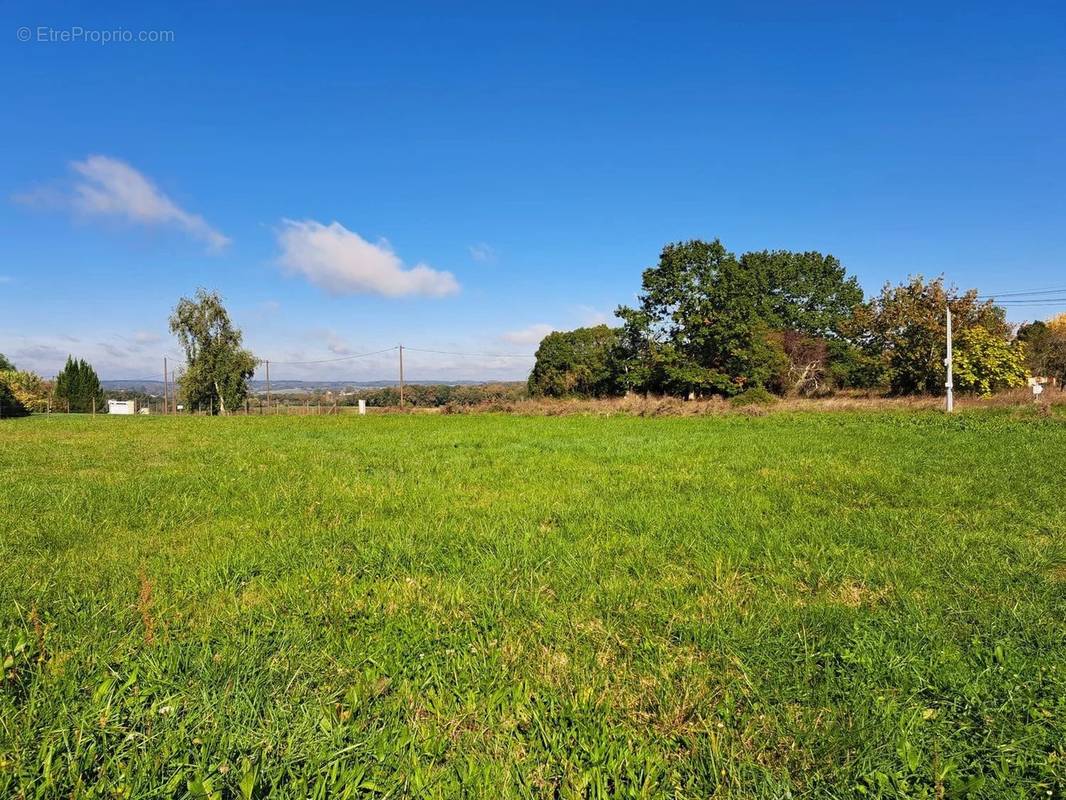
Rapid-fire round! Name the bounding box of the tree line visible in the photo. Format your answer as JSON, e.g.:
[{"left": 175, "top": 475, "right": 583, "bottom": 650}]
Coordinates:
[
  {"left": 5, "top": 255, "right": 1065, "bottom": 417},
  {"left": 529, "top": 239, "right": 1065, "bottom": 399}
]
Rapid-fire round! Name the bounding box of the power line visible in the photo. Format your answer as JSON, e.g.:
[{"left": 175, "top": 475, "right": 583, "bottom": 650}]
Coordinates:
[
  {"left": 264, "top": 346, "right": 398, "bottom": 366},
  {"left": 978, "top": 286, "right": 1066, "bottom": 299},
  {"left": 404, "top": 347, "right": 536, "bottom": 358},
  {"left": 152, "top": 345, "right": 533, "bottom": 369}
]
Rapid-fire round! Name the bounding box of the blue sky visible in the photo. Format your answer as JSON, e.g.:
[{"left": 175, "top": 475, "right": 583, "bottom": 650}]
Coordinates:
[{"left": 2, "top": 1, "right": 1064, "bottom": 381}]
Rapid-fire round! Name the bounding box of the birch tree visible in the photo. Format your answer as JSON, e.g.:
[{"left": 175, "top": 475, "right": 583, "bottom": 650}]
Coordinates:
[{"left": 169, "top": 289, "right": 256, "bottom": 414}]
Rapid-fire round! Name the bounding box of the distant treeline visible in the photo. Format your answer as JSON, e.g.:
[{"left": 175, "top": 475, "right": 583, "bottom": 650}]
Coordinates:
[
  {"left": 337, "top": 383, "right": 528, "bottom": 408},
  {"left": 237, "top": 383, "right": 529, "bottom": 409}
]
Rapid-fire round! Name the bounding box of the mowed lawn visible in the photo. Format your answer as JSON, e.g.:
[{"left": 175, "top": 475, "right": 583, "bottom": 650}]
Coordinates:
[{"left": 1, "top": 411, "right": 1063, "bottom": 799}]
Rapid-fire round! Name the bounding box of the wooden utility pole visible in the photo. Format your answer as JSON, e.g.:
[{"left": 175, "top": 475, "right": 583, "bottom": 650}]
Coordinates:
[
  {"left": 163, "top": 357, "right": 169, "bottom": 414},
  {"left": 398, "top": 344, "right": 405, "bottom": 408},
  {"left": 265, "top": 360, "right": 271, "bottom": 407},
  {"left": 92, "top": 397, "right": 96, "bottom": 416},
  {"left": 172, "top": 369, "right": 177, "bottom": 413}
]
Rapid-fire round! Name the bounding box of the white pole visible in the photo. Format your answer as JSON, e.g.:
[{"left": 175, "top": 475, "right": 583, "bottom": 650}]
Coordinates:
[{"left": 945, "top": 307, "right": 954, "bottom": 413}]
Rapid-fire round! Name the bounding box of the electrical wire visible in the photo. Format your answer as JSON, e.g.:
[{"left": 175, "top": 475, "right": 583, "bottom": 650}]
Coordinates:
[
  {"left": 403, "top": 347, "right": 535, "bottom": 358},
  {"left": 977, "top": 285, "right": 1066, "bottom": 299},
  {"left": 264, "top": 346, "right": 399, "bottom": 365}
]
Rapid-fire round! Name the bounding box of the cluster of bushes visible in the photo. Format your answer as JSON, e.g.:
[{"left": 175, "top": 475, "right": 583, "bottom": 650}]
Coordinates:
[
  {"left": 340, "top": 382, "right": 528, "bottom": 408},
  {"left": 0, "top": 358, "right": 50, "bottom": 417},
  {"left": 529, "top": 240, "right": 1058, "bottom": 400}
]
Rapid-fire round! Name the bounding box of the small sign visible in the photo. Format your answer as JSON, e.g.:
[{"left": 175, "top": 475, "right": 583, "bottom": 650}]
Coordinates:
[
  {"left": 358, "top": 399, "right": 367, "bottom": 415},
  {"left": 1032, "top": 383, "right": 1044, "bottom": 396}
]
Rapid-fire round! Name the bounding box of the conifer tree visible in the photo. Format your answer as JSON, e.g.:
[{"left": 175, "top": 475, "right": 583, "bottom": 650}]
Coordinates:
[{"left": 55, "top": 356, "right": 106, "bottom": 413}]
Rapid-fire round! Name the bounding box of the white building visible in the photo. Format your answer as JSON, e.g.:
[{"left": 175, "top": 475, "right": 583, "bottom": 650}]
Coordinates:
[{"left": 107, "top": 399, "right": 136, "bottom": 415}]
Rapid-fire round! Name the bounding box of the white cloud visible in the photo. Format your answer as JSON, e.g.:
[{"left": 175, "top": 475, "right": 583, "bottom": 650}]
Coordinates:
[
  {"left": 276, "top": 219, "right": 459, "bottom": 298},
  {"left": 501, "top": 323, "right": 554, "bottom": 346},
  {"left": 16, "top": 155, "right": 230, "bottom": 251},
  {"left": 468, "top": 242, "right": 497, "bottom": 263}
]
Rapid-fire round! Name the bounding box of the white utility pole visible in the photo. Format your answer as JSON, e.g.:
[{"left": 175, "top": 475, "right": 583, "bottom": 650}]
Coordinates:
[{"left": 945, "top": 307, "right": 954, "bottom": 413}]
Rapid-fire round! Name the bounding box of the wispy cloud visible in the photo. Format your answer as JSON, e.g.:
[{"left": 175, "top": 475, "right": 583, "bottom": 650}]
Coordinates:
[
  {"left": 276, "top": 219, "right": 459, "bottom": 298},
  {"left": 468, "top": 242, "right": 497, "bottom": 264},
  {"left": 574, "top": 305, "right": 614, "bottom": 327},
  {"left": 501, "top": 323, "right": 554, "bottom": 346},
  {"left": 0, "top": 275, "right": 12, "bottom": 284},
  {"left": 15, "top": 155, "right": 230, "bottom": 251},
  {"left": 324, "top": 330, "right": 354, "bottom": 355},
  {"left": 133, "top": 330, "right": 162, "bottom": 345},
  {"left": 2, "top": 335, "right": 155, "bottom": 378}
]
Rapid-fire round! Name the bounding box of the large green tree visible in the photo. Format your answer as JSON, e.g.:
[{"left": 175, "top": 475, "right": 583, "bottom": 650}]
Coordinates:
[
  {"left": 528, "top": 325, "right": 622, "bottom": 397},
  {"left": 616, "top": 240, "right": 863, "bottom": 397},
  {"left": 169, "top": 289, "right": 257, "bottom": 415},
  {"left": 855, "top": 277, "right": 1011, "bottom": 395},
  {"left": 0, "top": 353, "right": 15, "bottom": 371},
  {"left": 54, "top": 356, "right": 106, "bottom": 413}
]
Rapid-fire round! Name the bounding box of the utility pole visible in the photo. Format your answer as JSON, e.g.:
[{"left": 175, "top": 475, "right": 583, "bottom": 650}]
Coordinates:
[
  {"left": 171, "top": 369, "right": 177, "bottom": 413},
  {"left": 163, "top": 357, "right": 169, "bottom": 414},
  {"left": 265, "top": 360, "right": 271, "bottom": 407},
  {"left": 398, "top": 344, "right": 405, "bottom": 408},
  {"left": 945, "top": 307, "right": 954, "bottom": 414}
]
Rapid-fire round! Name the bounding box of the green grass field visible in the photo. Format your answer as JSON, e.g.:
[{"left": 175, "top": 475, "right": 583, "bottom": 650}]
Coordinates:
[{"left": 1, "top": 411, "right": 1064, "bottom": 798}]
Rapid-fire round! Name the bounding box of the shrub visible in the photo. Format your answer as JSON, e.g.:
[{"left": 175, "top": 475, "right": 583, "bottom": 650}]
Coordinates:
[
  {"left": 0, "top": 370, "right": 50, "bottom": 417},
  {"left": 730, "top": 386, "right": 776, "bottom": 407}
]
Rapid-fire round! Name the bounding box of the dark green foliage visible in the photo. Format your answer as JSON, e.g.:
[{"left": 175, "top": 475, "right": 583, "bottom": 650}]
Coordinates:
[
  {"left": 824, "top": 338, "right": 886, "bottom": 390},
  {"left": 170, "top": 289, "right": 257, "bottom": 415},
  {"left": 616, "top": 240, "right": 863, "bottom": 397},
  {"left": 729, "top": 386, "right": 776, "bottom": 406},
  {"left": 528, "top": 325, "right": 622, "bottom": 397},
  {"left": 0, "top": 375, "right": 20, "bottom": 417},
  {"left": 54, "top": 356, "right": 106, "bottom": 413},
  {"left": 0, "top": 353, "right": 15, "bottom": 371}
]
